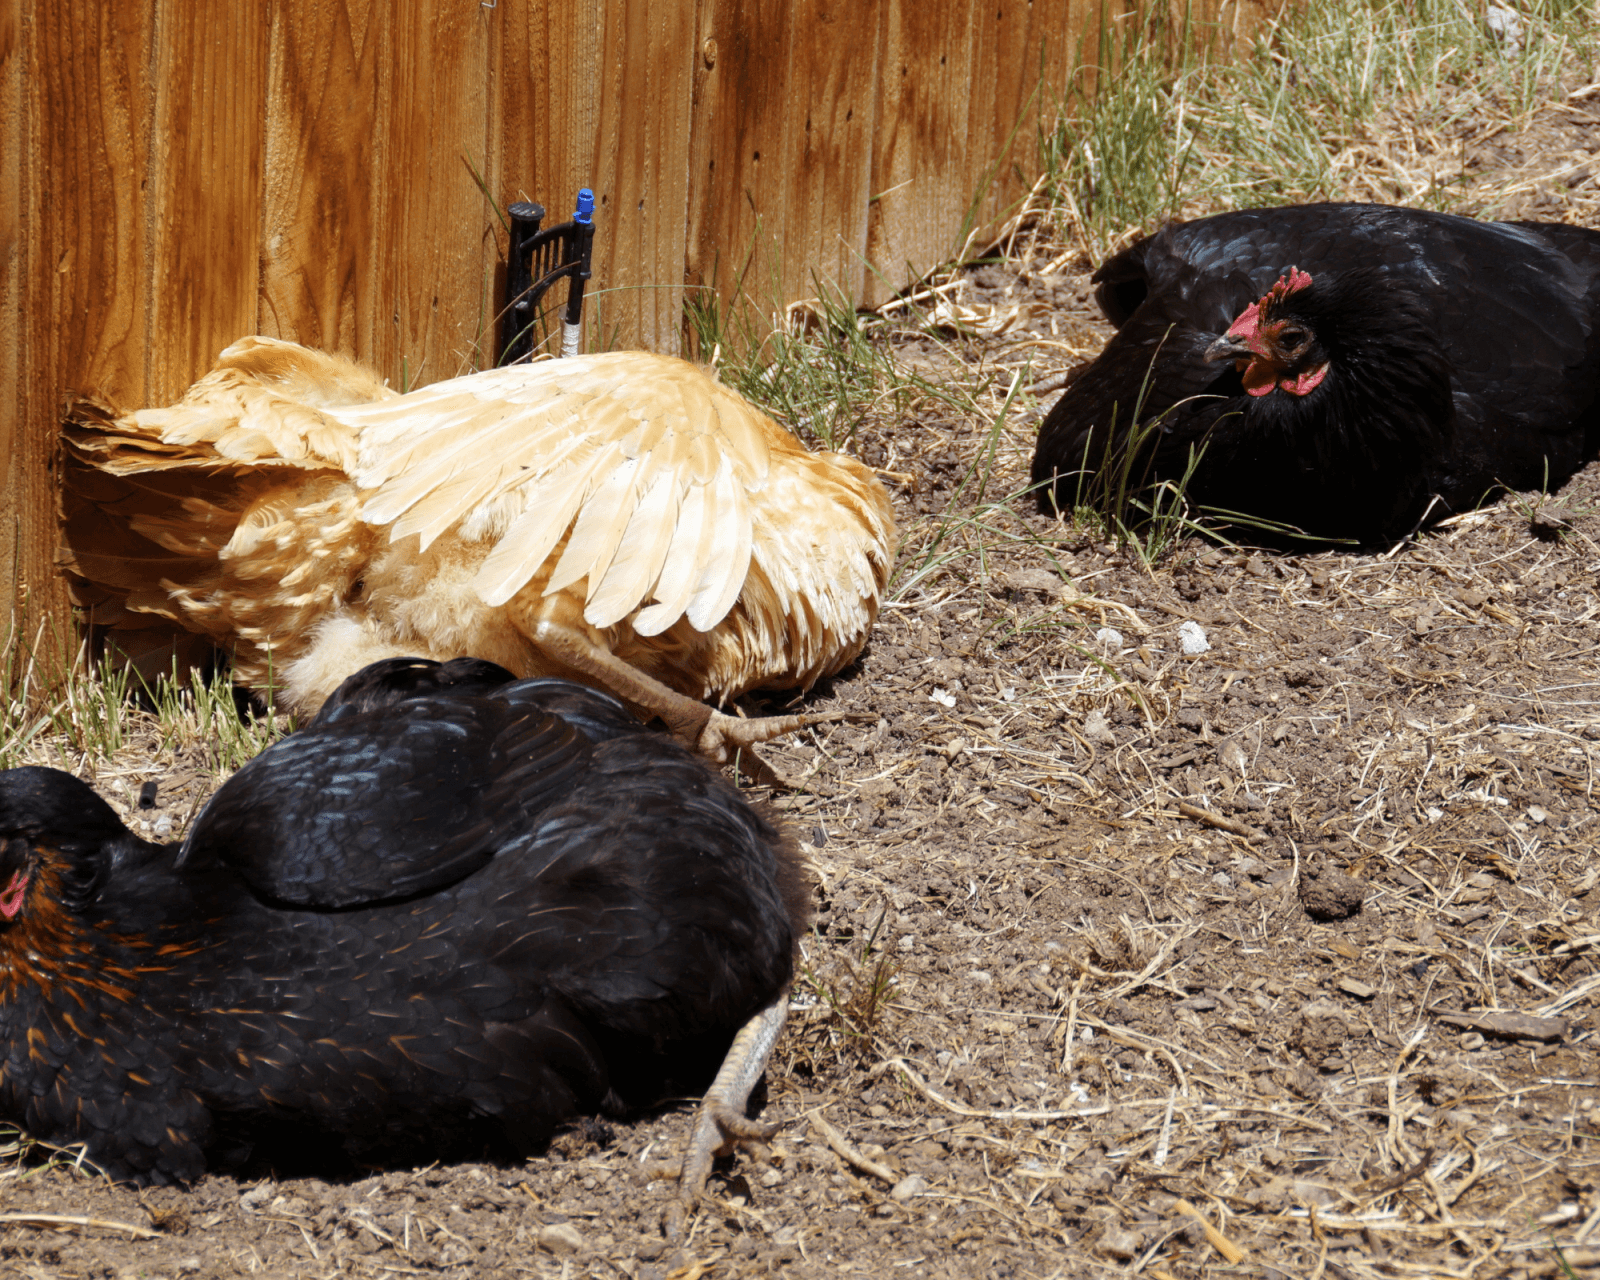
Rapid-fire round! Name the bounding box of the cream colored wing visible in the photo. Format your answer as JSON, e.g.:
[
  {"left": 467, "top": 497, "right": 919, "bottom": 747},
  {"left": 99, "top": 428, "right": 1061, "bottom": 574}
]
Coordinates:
[
  {"left": 65, "top": 336, "right": 385, "bottom": 476},
  {"left": 739, "top": 447, "right": 899, "bottom": 684},
  {"left": 343, "top": 352, "right": 776, "bottom": 633}
]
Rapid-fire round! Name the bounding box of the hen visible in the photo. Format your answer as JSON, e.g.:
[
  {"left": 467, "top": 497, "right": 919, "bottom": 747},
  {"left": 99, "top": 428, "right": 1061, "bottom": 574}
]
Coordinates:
[
  {"left": 61, "top": 338, "right": 897, "bottom": 759},
  {"left": 1031, "top": 203, "right": 1600, "bottom": 541},
  {"left": 0, "top": 658, "right": 808, "bottom": 1193}
]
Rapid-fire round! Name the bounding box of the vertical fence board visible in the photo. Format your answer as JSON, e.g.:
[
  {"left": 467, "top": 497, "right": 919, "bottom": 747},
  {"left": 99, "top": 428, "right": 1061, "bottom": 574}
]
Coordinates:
[
  {"left": 584, "top": 0, "right": 694, "bottom": 354},
  {"left": 146, "top": 5, "right": 269, "bottom": 403},
  {"left": 684, "top": 0, "right": 794, "bottom": 336},
  {"left": 967, "top": 0, "right": 1076, "bottom": 247},
  {"left": 260, "top": 0, "right": 384, "bottom": 360},
  {"left": 500, "top": 0, "right": 609, "bottom": 355},
  {"left": 29, "top": 2, "right": 156, "bottom": 406},
  {"left": 777, "top": 0, "right": 882, "bottom": 308},
  {"left": 0, "top": 0, "right": 21, "bottom": 600},
  {"left": 369, "top": 2, "right": 495, "bottom": 383},
  {"left": 21, "top": 0, "right": 158, "bottom": 625},
  {"left": 861, "top": 0, "right": 979, "bottom": 307},
  {"left": 495, "top": 0, "right": 559, "bottom": 358},
  {"left": 496, "top": 0, "right": 554, "bottom": 218}
]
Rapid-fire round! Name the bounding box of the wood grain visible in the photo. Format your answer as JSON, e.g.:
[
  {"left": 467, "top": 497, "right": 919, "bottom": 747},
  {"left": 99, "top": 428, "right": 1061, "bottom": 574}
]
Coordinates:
[
  {"left": 589, "top": 0, "right": 695, "bottom": 354},
  {"left": 146, "top": 6, "right": 268, "bottom": 403},
  {"left": 498, "top": 0, "right": 602, "bottom": 358},
  {"left": 777, "top": 0, "right": 883, "bottom": 307},
  {"left": 19, "top": 0, "right": 157, "bottom": 627},
  {"left": 260, "top": 0, "right": 383, "bottom": 361},
  {"left": 684, "top": 0, "right": 797, "bottom": 341},
  {"left": 964, "top": 0, "right": 1077, "bottom": 251},
  {"left": 862, "top": 0, "right": 978, "bottom": 307},
  {"left": 370, "top": 0, "right": 495, "bottom": 384},
  {"left": 0, "top": 0, "right": 21, "bottom": 597},
  {"left": 28, "top": 2, "right": 155, "bottom": 406}
]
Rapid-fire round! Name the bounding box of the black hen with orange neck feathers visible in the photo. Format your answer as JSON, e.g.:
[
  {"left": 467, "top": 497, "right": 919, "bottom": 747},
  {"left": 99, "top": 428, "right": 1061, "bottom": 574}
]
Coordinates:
[
  {"left": 1032, "top": 203, "right": 1600, "bottom": 541},
  {"left": 0, "top": 659, "right": 808, "bottom": 1190}
]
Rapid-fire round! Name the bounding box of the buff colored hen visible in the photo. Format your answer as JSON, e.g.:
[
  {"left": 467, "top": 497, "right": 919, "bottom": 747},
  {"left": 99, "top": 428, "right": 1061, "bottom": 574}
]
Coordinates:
[{"left": 61, "top": 337, "right": 897, "bottom": 759}]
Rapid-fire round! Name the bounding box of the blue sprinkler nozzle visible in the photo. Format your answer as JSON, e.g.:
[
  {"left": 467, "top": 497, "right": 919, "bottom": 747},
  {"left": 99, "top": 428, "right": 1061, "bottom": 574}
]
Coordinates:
[{"left": 574, "top": 188, "right": 595, "bottom": 225}]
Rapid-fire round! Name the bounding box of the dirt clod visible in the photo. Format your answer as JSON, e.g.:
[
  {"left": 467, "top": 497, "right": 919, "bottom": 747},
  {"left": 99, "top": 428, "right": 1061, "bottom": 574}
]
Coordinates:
[{"left": 1300, "top": 865, "right": 1367, "bottom": 920}]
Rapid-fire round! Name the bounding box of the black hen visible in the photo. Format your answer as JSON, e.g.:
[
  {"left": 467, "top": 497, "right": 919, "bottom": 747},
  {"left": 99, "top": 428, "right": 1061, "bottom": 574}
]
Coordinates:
[
  {"left": 1031, "top": 203, "right": 1600, "bottom": 540},
  {"left": 0, "top": 657, "right": 809, "bottom": 1188}
]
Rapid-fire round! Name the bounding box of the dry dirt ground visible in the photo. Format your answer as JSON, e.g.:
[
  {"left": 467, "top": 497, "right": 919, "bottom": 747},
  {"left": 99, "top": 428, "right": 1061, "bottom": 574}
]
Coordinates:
[{"left": 10, "top": 101, "right": 1600, "bottom": 1280}]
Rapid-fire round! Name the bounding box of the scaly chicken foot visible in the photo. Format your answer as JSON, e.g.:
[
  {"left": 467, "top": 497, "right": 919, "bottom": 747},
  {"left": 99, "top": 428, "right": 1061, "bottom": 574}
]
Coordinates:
[
  {"left": 531, "top": 614, "right": 845, "bottom": 764},
  {"left": 642, "top": 992, "right": 789, "bottom": 1240}
]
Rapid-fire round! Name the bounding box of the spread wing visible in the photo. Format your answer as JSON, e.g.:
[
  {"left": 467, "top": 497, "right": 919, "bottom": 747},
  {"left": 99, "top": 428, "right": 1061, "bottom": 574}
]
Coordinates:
[
  {"left": 339, "top": 352, "right": 777, "bottom": 634},
  {"left": 181, "top": 693, "right": 594, "bottom": 908}
]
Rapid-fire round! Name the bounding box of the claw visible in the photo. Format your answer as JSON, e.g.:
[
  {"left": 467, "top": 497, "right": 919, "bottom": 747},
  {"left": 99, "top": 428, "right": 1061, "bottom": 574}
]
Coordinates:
[
  {"left": 694, "top": 708, "right": 869, "bottom": 767},
  {"left": 640, "top": 993, "right": 789, "bottom": 1241}
]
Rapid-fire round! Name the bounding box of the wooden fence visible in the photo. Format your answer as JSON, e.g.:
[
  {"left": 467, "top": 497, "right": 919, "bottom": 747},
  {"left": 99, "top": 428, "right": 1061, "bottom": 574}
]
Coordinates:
[{"left": 1, "top": 0, "right": 1262, "bottom": 633}]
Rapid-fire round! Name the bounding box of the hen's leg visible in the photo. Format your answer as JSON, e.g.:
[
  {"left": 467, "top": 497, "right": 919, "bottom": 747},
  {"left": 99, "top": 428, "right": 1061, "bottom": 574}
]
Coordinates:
[
  {"left": 525, "top": 602, "right": 839, "bottom": 763},
  {"left": 643, "top": 993, "right": 788, "bottom": 1238}
]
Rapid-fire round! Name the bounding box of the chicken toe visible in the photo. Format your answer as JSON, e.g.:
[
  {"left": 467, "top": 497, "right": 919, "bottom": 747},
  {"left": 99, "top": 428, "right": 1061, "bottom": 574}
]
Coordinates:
[
  {"left": 644, "top": 991, "right": 788, "bottom": 1236},
  {"left": 531, "top": 607, "right": 843, "bottom": 763}
]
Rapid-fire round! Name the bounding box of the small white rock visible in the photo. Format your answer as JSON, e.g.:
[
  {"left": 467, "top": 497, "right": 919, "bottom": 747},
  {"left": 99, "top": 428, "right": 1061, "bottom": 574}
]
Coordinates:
[
  {"left": 1178, "top": 620, "right": 1209, "bottom": 655},
  {"left": 1099, "top": 1227, "right": 1142, "bottom": 1261},
  {"left": 1527, "top": 805, "right": 1549, "bottom": 824},
  {"left": 153, "top": 813, "right": 174, "bottom": 840},
  {"left": 536, "top": 1222, "right": 583, "bottom": 1255},
  {"left": 1082, "top": 708, "right": 1116, "bottom": 744},
  {"left": 238, "top": 1183, "right": 274, "bottom": 1214},
  {"left": 890, "top": 1174, "right": 928, "bottom": 1201},
  {"left": 1486, "top": 3, "right": 1522, "bottom": 49},
  {"left": 930, "top": 687, "right": 957, "bottom": 708},
  {"left": 1093, "top": 627, "right": 1124, "bottom": 650}
]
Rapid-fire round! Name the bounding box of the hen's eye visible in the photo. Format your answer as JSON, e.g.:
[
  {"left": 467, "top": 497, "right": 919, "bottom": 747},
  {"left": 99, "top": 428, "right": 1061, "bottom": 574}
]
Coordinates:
[{"left": 1280, "top": 327, "right": 1308, "bottom": 347}]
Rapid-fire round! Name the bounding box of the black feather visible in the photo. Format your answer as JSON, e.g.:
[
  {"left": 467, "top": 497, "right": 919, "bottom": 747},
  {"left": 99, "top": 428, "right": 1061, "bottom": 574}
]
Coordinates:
[
  {"left": 0, "top": 661, "right": 807, "bottom": 1183},
  {"left": 1032, "top": 203, "right": 1600, "bottom": 541}
]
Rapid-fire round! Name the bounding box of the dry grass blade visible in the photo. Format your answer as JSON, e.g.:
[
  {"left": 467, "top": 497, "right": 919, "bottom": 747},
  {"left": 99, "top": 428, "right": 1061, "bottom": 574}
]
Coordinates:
[
  {"left": 808, "top": 1112, "right": 899, "bottom": 1186},
  {"left": 1173, "top": 1199, "right": 1247, "bottom": 1264},
  {"left": 0, "top": 1212, "right": 159, "bottom": 1239}
]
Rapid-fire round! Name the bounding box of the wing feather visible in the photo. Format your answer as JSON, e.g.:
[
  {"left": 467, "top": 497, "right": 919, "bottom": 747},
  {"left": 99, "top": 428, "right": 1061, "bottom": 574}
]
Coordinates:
[
  {"left": 472, "top": 458, "right": 597, "bottom": 606},
  {"left": 705, "top": 382, "right": 773, "bottom": 485},
  {"left": 686, "top": 459, "right": 752, "bottom": 631},
  {"left": 545, "top": 452, "right": 642, "bottom": 595},
  {"left": 584, "top": 465, "right": 681, "bottom": 627},
  {"left": 633, "top": 478, "right": 712, "bottom": 636},
  {"left": 343, "top": 353, "right": 771, "bottom": 627}
]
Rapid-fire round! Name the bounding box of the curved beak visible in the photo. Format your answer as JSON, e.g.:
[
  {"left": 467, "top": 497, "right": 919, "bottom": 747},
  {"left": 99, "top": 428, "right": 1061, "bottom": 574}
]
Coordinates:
[{"left": 1204, "top": 333, "right": 1255, "bottom": 364}]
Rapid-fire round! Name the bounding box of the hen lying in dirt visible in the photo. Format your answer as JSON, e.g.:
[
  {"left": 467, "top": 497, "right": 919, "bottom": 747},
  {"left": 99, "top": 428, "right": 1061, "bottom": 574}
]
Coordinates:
[
  {"left": 62, "top": 338, "right": 897, "bottom": 760},
  {"left": 0, "top": 658, "right": 809, "bottom": 1192},
  {"left": 1031, "top": 203, "right": 1600, "bottom": 541}
]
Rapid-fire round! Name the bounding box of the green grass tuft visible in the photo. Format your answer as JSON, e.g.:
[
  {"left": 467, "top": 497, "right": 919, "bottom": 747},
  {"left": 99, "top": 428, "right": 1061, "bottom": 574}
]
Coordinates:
[{"left": 1043, "top": 0, "right": 1600, "bottom": 259}]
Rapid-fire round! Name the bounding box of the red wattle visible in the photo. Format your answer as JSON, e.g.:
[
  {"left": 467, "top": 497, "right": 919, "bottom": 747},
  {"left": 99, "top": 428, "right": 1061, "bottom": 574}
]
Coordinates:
[
  {"left": 1241, "top": 359, "right": 1279, "bottom": 397},
  {"left": 1282, "top": 362, "right": 1329, "bottom": 396}
]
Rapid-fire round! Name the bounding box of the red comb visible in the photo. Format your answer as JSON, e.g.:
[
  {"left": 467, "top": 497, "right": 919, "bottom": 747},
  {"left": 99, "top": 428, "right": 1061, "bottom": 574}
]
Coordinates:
[
  {"left": 1260, "top": 267, "right": 1313, "bottom": 313},
  {"left": 1226, "top": 267, "right": 1314, "bottom": 345}
]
